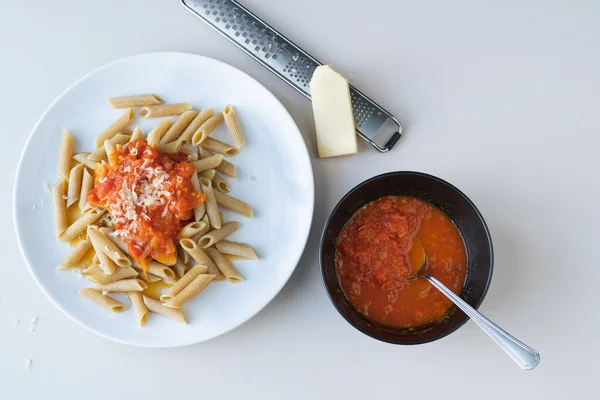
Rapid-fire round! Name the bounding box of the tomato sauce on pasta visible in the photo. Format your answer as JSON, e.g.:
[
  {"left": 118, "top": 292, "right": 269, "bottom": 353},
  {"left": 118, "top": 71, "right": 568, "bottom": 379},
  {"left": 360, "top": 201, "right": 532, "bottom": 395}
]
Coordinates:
[{"left": 88, "top": 140, "right": 205, "bottom": 268}]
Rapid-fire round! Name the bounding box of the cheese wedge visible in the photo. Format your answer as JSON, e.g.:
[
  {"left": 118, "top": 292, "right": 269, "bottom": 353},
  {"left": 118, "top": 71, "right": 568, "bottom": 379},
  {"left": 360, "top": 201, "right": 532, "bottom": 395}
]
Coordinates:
[{"left": 309, "top": 65, "right": 358, "bottom": 158}]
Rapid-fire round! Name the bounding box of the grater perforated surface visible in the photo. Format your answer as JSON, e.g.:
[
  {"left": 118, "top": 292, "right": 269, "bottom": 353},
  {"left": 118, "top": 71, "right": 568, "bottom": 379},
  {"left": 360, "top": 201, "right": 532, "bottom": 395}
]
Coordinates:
[{"left": 181, "top": 0, "right": 402, "bottom": 152}]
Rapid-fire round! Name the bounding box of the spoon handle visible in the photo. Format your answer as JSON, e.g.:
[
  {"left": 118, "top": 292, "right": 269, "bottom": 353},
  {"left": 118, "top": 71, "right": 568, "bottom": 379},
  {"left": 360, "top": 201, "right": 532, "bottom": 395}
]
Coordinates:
[{"left": 424, "top": 274, "right": 540, "bottom": 370}]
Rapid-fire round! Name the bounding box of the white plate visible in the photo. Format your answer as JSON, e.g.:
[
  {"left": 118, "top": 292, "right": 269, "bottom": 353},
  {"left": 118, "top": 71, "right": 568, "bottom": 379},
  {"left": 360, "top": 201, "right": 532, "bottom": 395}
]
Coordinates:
[{"left": 14, "top": 52, "right": 314, "bottom": 347}]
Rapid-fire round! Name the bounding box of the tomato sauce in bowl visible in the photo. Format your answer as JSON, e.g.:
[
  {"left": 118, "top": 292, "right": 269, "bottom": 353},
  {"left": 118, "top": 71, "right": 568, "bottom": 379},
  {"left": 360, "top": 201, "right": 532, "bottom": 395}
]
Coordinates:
[{"left": 335, "top": 196, "right": 467, "bottom": 329}]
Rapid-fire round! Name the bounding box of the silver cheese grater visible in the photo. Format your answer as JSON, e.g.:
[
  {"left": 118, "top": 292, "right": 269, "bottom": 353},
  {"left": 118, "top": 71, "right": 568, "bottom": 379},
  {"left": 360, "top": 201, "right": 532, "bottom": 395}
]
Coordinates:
[{"left": 181, "top": 0, "right": 403, "bottom": 152}]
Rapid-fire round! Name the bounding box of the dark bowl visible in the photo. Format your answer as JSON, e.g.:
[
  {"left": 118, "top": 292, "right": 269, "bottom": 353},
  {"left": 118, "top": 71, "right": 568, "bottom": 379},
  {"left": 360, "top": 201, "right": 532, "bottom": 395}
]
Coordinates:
[{"left": 320, "top": 171, "right": 494, "bottom": 345}]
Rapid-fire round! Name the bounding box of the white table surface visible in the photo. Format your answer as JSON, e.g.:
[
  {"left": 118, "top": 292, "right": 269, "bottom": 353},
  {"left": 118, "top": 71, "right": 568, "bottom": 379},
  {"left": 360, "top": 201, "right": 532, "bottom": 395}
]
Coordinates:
[{"left": 2, "top": 0, "right": 598, "bottom": 398}]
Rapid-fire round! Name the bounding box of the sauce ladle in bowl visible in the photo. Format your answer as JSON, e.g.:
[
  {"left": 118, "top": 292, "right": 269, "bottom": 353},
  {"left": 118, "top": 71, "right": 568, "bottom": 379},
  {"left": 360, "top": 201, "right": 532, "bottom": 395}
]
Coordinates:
[{"left": 409, "top": 245, "right": 540, "bottom": 370}]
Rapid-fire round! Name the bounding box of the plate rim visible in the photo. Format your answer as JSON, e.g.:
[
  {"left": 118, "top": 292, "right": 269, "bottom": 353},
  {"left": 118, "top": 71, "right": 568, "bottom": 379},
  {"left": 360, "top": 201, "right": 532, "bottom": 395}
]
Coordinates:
[{"left": 13, "top": 51, "right": 315, "bottom": 347}]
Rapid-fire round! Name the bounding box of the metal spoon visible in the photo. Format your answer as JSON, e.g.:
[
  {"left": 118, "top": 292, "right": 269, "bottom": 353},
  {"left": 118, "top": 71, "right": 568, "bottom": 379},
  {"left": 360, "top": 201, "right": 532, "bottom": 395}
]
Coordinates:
[{"left": 410, "top": 250, "right": 540, "bottom": 370}]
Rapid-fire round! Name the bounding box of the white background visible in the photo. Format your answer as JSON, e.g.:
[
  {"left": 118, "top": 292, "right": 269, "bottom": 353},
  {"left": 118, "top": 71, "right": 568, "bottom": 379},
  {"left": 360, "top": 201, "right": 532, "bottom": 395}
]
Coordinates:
[{"left": 2, "top": 0, "right": 598, "bottom": 398}]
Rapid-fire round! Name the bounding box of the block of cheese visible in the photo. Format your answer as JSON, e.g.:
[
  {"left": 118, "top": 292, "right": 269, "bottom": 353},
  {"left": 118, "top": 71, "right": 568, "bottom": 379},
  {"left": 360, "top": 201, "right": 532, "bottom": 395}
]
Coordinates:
[{"left": 309, "top": 65, "right": 358, "bottom": 158}]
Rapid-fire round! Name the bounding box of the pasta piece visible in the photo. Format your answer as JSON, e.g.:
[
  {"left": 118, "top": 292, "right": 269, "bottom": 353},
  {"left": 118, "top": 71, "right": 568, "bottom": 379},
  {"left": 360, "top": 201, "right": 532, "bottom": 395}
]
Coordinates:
[
  {"left": 104, "top": 140, "right": 116, "bottom": 160},
  {"left": 95, "top": 278, "right": 147, "bottom": 293},
  {"left": 178, "top": 243, "right": 189, "bottom": 265},
  {"left": 72, "top": 153, "right": 97, "bottom": 170},
  {"left": 86, "top": 266, "right": 138, "bottom": 285},
  {"left": 56, "top": 238, "right": 92, "bottom": 269},
  {"left": 52, "top": 180, "right": 68, "bottom": 238},
  {"left": 66, "top": 164, "right": 84, "bottom": 207},
  {"left": 187, "top": 153, "right": 199, "bottom": 162},
  {"left": 88, "top": 227, "right": 118, "bottom": 275},
  {"left": 143, "top": 295, "right": 186, "bottom": 324},
  {"left": 201, "top": 137, "right": 239, "bottom": 156},
  {"left": 205, "top": 248, "right": 244, "bottom": 282},
  {"left": 78, "top": 169, "right": 94, "bottom": 211},
  {"left": 147, "top": 118, "right": 172, "bottom": 147},
  {"left": 130, "top": 126, "right": 144, "bottom": 141},
  {"left": 160, "top": 110, "right": 198, "bottom": 144},
  {"left": 79, "top": 288, "right": 127, "bottom": 313},
  {"left": 199, "top": 169, "right": 216, "bottom": 180},
  {"left": 95, "top": 108, "right": 134, "bottom": 147},
  {"left": 216, "top": 157, "right": 236, "bottom": 178},
  {"left": 180, "top": 220, "right": 207, "bottom": 238},
  {"left": 177, "top": 108, "right": 214, "bottom": 145},
  {"left": 179, "top": 238, "right": 224, "bottom": 280},
  {"left": 160, "top": 140, "right": 182, "bottom": 154},
  {"left": 191, "top": 214, "right": 211, "bottom": 242},
  {"left": 87, "top": 226, "right": 132, "bottom": 267},
  {"left": 163, "top": 274, "right": 215, "bottom": 308},
  {"left": 132, "top": 261, "right": 176, "bottom": 280},
  {"left": 198, "top": 221, "right": 240, "bottom": 248},
  {"left": 172, "top": 259, "right": 188, "bottom": 279},
  {"left": 214, "top": 191, "right": 253, "bottom": 218},
  {"left": 87, "top": 133, "right": 130, "bottom": 161},
  {"left": 145, "top": 273, "right": 162, "bottom": 283},
  {"left": 223, "top": 105, "right": 245, "bottom": 148},
  {"left": 107, "top": 94, "right": 162, "bottom": 108},
  {"left": 162, "top": 276, "right": 179, "bottom": 285},
  {"left": 198, "top": 145, "right": 211, "bottom": 159},
  {"left": 160, "top": 265, "right": 206, "bottom": 302},
  {"left": 212, "top": 173, "right": 231, "bottom": 193},
  {"left": 199, "top": 177, "right": 221, "bottom": 229},
  {"left": 58, "top": 129, "right": 74, "bottom": 181},
  {"left": 191, "top": 112, "right": 224, "bottom": 145},
  {"left": 216, "top": 240, "right": 258, "bottom": 260},
  {"left": 190, "top": 173, "right": 205, "bottom": 221},
  {"left": 127, "top": 292, "right": 148, "bottom": 327},
  {"left": 192, "top": 154, "right": 223, "bottom": 173},
  {"left": 101, "top": 229, "right": 130, "bottom": 255},
  {"left": 139, "top": 103, "right": 192, "bottom": 118}
]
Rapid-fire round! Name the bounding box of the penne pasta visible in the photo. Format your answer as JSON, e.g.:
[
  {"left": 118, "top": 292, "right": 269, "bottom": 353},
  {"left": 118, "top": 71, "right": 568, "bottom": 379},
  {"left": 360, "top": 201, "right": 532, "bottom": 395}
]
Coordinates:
[
  {"left": 56, "top": 238, "right": 93, "bottom": 269},
  {"left": 190, "top": 173, "right": 205, "bottom": 221},
  {"left": 88, "top": 227, "right": 118, "bottom": 275},
  {"left": 160, "top": 140, "right": 182, "bottom": 154},
  {"left": 201, "top": 137, "right": 239, "bottom": 156},
  {"left": 162, "top": 275, "right": 179, "bottom": 285},
  {"left": 160, "top": 110, "right": 198, "bottom": 144},
  {"left": 130, "top": 126, "right": 144, "bottom": 141},
  {"left": 192, "top": 154, "right": 223, "bottom": 173},
  {"left": 223, "top": 105, "right": 245, "bottom": 148},
  {"left": 163, "top": 274, "right": 215, "bottom": 308},
  {"left": 52, "top": 180, "right": 68, "bottom": 238},
  {"left": 205, "top": 248, "right": 244, "bottom": 282},
  {"left": 199, "top": 169, "right": 216, "bottom": 180},
  {"left": 132, "top": 261, "right": 176, "bottom": 280},
  {"left": 107, "top": 94, "right": 162, "bottom": 109},
  {"left": 95, "top": 278, "right": 147, "bottom": 293},
  {"left": 95, "top": 108, "right": 134, "bottom": 147},
  {"left": 66, "top": 164, "right": 84, "bottom": 207},
  {"left": 87, "top": 226, "right": 132, "bottom": 267},
  {"left": 104, "top": 139, "right": 116, "bottom": 160},
  {"left": 147, "top": 118, "right": 172, "bottom": 147},
  {"left": 178, "top": 243, "right": 189, "bottom": 265},
  {"left": 216, "top": 157, "right": 236, "bottom": 178},
  {"left": 191, "top": 112, "right": 224, "bottom": 146},
  {"left": 199, "top": 177, "right": 221, "bottom": 229},
  {"left": 139, "top": 103, "right": 192, "bottom": 118},
  {"left": 172, "top": 259, "right": 188, "bottom": 279},
  {"left": 127, "top": 292, "right": 148, "bottom": 326},
  {"left": 212, "top": 173, "right": 231, "bottom": 193},
  {"left": 177, "top": 108, "right": 214, "bottom": 145},
  {"left": 160, "top": 265, "right": 206, "bottom": 302},
  {"left": 216, "top": 240, "right": 258, "bottom": 260},
  {"left": 214, "top": 191, "right": 253, "bottom": 218},
  {"left": 79, "top": 288, "right": 127, "bottom": 313},
  {"left": 145, "top": 273, "right": 163, "bottom": 283},
  {"left": 58, "top": 129, "right": 74, "bottom": 181},
  {"left": 143, "top": 295, "right": 186, "bottom": 324},
  {"left": 86, "top": 265, "right": 138, "bottom": 285},
  {"left": 198, "top": 221, "right": 240, "bottom": 248},
  {"left": 179, "top": 238, "right": 224, "bottom": 280},
  {"left": 78, "top": 169, "right": 94, "bottom": 211},
  {"left": 87, "top": 133, "right": 130, "bottom": 161},
  {"left": 73, "top": 153, "right": 97, "bottom": 170},
  {"left": 180, "top": 220, "right": 207, "bottom": 238},
  {"left": 191, "top": 214, "right": 211, "bottom": 242}
]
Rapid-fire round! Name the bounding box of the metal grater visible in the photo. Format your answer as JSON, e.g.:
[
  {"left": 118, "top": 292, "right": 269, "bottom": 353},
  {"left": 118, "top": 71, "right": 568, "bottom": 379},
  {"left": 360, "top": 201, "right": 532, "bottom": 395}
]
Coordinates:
[{"left": 181, "top": 0, "right": 403, "bottom": 152}]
